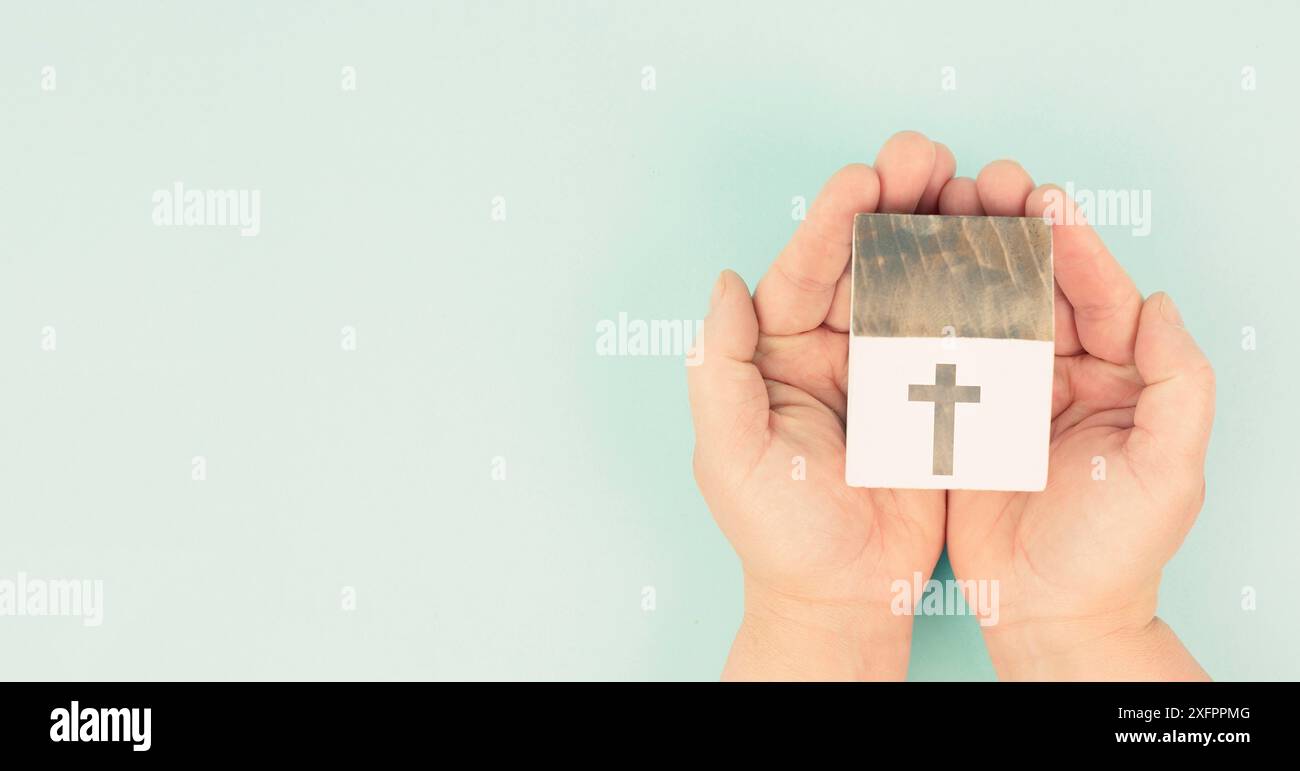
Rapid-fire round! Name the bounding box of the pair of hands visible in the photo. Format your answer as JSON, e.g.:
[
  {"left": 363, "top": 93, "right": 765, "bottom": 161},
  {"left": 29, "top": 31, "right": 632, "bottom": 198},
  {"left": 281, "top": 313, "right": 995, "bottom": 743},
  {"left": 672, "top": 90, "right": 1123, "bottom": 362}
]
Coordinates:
[{"left": 686, "top": 131, "right": 1215, "bottom": 681}]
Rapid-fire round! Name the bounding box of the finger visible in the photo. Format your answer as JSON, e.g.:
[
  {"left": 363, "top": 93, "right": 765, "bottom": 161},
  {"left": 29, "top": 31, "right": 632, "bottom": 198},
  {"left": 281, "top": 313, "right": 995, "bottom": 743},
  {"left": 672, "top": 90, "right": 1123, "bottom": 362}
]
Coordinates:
[
  {"left": 1052, "top": 354, "right": 1143, "bottom": 421},
  {"left": 754, "top": 328, "right": 849, "bottom": 420},
  {"left": 753, "top": 164, "right": 880, "bottom": 335},
  {"left": 1054, "top": 283, "right": 1083, "bottom": 355},
  {"left": 828, "top": 135, "right": 947, "bottom": 332},
  {"left": 975, "top": 159, "right": 1034, "bottom": 216},
  {"left": 1026, "top": 185, "right": 1143, "bottom": 364},
  {"left": 1127, "top": 293, "right": 1216, "bottom": 466},
  {"left": 916, "top": 142, "right": 956, "bottom": 214},
  {"left": 875, "top": 130, "right": 938, "bottom": 213},
  {"left": 687, "top": 271, "right": 770, "bottom": 468},
  {"left": 937, "top": 176, "right": 983, "bottom": 215},
  {"left": 826, "top": 272, "right": 852, "bottom": 333},
  {"left": 815, "top": 132, "right": 937, "bottom": 333}
]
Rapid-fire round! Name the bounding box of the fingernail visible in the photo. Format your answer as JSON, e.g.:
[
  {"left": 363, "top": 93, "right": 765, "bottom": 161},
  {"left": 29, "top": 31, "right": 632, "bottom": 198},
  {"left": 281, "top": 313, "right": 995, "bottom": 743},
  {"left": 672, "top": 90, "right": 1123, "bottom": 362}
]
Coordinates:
[
  {"left": 1159, "top": 293, "right": 1184, "bottom": 327},
  {"left": 710, "top": 271, "right": 727, "bottom": 309}
]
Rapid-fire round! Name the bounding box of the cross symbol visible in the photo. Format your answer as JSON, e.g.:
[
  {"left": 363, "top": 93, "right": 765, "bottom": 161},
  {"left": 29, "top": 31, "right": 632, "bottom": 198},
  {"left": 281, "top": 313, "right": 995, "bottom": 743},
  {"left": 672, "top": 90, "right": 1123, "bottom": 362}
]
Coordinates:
[{"left": 908, "top": 363, "right": 981, "bottom": 476}]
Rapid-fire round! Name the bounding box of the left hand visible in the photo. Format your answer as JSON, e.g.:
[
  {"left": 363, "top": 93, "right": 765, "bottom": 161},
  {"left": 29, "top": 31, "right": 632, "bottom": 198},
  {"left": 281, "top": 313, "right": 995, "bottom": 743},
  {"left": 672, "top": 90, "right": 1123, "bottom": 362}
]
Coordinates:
[{"left": 939, "top": 161, "right": 1215, "bottom": 680}]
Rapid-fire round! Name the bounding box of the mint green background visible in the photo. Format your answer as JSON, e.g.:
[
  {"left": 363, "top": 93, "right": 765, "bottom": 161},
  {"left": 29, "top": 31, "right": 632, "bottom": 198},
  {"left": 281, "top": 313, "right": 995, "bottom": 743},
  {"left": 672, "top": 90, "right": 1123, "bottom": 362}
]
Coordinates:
[{"left": 1, "top": 1, "right": 1296, "bottom": 680}]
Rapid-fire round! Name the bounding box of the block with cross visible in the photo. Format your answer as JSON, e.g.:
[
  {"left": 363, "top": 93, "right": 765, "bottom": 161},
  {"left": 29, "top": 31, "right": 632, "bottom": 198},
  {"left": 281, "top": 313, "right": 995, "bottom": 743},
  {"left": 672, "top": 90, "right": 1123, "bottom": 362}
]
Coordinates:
[{"left": 844, "top": 213, "right": 1054, "bottom": 491}]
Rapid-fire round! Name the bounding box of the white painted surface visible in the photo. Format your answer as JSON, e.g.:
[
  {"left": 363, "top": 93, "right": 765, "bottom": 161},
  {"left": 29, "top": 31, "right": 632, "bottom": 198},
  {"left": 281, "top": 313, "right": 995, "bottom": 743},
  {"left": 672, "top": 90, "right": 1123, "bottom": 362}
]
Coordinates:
[{"left": 845, "top": 336, "right": 1053, "bottom": 491}]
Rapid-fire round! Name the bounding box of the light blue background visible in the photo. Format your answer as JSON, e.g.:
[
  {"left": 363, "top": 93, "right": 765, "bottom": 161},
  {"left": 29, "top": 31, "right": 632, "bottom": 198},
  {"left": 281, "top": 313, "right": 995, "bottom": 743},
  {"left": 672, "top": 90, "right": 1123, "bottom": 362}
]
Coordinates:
[{"left": 0, "top": 0, "right": 1295, "bottom": 679}]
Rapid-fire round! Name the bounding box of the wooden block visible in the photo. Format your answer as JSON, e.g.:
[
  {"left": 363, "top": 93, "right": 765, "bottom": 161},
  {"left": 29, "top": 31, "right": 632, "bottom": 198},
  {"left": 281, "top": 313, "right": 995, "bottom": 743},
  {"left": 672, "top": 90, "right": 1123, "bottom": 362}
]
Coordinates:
[
  {"left": 851, "top": 213, "right": 1053, "bottom": 341},
  {"left": 845, "top": 213, "right": 1054, "bottom": 492}
]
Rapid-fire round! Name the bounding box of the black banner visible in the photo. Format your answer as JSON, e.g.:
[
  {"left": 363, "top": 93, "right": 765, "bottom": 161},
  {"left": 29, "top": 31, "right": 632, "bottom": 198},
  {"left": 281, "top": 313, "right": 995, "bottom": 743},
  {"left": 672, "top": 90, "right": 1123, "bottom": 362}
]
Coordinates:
[{"left": 0, "top": 682, "right": 1288, "bottom": 757}]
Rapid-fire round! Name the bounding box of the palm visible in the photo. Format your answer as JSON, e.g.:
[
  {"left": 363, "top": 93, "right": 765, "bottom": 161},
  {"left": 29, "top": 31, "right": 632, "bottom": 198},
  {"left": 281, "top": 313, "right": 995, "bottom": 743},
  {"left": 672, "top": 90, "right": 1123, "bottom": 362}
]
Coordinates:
[
  {"left": 717, "top": 325, "right": 944, "bottom": 606},
  {"left": 950, "top": 354, "right": 1180, "bottom": 622}
]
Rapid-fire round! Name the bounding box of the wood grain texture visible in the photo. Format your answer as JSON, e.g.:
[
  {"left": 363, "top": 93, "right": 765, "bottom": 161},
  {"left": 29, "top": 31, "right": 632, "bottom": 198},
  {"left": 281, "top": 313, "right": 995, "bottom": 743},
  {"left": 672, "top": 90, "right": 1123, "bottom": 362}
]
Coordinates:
[{"left": 851, "top": 213, "right": 1053, "bottom": 340}]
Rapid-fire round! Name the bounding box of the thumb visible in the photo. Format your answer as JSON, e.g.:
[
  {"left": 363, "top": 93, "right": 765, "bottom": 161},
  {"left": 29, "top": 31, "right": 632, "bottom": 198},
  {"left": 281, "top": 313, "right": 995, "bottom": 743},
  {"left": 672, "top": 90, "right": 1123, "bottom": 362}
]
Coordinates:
[
  {"left": 686, "top": 270, "right": 769, "bottom": 468},
  {"left": 1128, "top": 292, "right": 1216, "bottom": 466}
]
